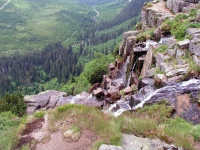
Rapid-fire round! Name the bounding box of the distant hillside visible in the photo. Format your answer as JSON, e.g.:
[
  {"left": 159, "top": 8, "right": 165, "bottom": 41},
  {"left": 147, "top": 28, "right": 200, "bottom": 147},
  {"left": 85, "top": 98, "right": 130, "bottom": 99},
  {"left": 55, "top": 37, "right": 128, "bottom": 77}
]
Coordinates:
[{"left": 0, "top": 0, "right": 127, "bottom": 53}]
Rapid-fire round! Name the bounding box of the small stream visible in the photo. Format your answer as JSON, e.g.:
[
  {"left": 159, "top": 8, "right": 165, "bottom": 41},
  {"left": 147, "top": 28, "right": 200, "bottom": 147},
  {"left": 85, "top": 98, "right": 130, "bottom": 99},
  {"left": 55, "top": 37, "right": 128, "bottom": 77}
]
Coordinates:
[{"left": 93, "top": 6, "right": 99, "bottom": 22}]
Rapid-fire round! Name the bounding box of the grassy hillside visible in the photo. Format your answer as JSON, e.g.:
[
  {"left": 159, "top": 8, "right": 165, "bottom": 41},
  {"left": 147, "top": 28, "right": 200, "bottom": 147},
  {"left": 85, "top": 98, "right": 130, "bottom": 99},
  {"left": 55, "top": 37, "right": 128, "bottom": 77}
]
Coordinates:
[{"left": 0, "top": 0, "right": 127, "bottom": 53}]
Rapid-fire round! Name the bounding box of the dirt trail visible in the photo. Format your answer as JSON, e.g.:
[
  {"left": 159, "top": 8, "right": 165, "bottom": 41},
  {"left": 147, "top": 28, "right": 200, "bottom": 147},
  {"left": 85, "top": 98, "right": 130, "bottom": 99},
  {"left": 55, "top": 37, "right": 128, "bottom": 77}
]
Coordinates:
[
  {"left": 36, "top": 129, "right": 96, "bottom": 150},
  {"left": 0, "top": 0, "right": 11, "bottom": 11},
  {"left": 148, "top": 0, "right": 173, "bottom": 15}
]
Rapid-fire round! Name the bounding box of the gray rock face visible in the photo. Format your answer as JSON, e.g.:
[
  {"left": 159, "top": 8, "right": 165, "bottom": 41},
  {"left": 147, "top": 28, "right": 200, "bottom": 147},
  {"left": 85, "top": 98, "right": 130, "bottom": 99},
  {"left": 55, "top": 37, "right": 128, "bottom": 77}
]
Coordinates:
[
  {"left": 24, "top": 91, "right": 103, "bottom": 114},
  {"left": 99, "top": 144, "right": 123, "bottom": 150},
  {"left": 155, "top": 53, "right": 164, "bottom": 68},
  {"left": 189, "top": 37, "right": 200, "bottom": 57},
  {"left": 122, "top": 31, "right": 139, "bottom": 46},
  {"left": 154, "top": 74, "right": 168, "bottom": 88},
  {"left": 178, "top": 39, "right": 190, "bottom": 49},
  {"left": 142, "top": 9, "right": 173, "bottom": 29},
  {"left": 124, "top": 86, "right": 133, "bottom": 95},
  {"left": 166, "top": 67, "right": 189, "bottom": 77},
  {"left": 196, "top": 13, "right": 200, "bottom": 22},
  {"left": 167, "top": 0, "right": 190, "bottom": 13},
  {"left": 145, "top": 68, "right": 156, "bottom": 77},
  {"left": 176, "top": 49, "right": 185, "bottom": 58},
  {"left": 24, "top": 90, "right": 62, "bottom": 114},
  {"left": 154, "top": 28, "right": 162, "bottom": 40},
  {"left": 193, "top": 55, "right": 200, "bottom": 67},
  {"left": 122, "top": 134, "right": 171, "bottom": 150},
  {"left": 167, "top": 49, "right": 176, "bottom": 57},
  {"left": 160, "top": 63, "right": 173, "bottom": 73},
  {"left": 186, "top": 28, "right": 200, "bottom": 36},
  {"left": 124, "top": 36, "right": 136, "bottom": 56},
  {"left": 141, "top": 46, "right": 153, "bottom": 77}
]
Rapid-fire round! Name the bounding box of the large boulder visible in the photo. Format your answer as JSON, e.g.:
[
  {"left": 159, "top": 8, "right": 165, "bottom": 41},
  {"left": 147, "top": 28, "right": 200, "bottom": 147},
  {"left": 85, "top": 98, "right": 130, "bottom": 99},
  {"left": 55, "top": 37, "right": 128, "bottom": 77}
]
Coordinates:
[
  {"left": 24, "top": 90, "right": 62, "bottom": 114},
  {"left": 154, "top": 74, "right": 168, "bottom": 88},
  {"left": 178, "top": 39, "right": 190, "bottom": 49},
  {"left": 124, "top": 86, "right": 133, "bottom": 95},
  {"left": 122, "top": 134, "right": 174, "bottom": 150},
  {"left": 93, "top": 88, "right": 105, "bottom": 98}
]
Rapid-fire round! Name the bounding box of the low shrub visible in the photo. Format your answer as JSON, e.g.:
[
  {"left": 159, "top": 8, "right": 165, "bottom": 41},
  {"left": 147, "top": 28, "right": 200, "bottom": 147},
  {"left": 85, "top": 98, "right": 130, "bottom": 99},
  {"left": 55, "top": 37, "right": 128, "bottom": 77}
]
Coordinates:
[
  {"left": 136, "top": 29, "right": 154, "bottom": 42},
  {"left": 154, "top": 45, "right": 167, "bottom": 53},
  {"left": 161, "top": 14, "right": 189, "bottom": 40},
  {"left": 134, "top": 22, "right": 143, "bottom": 30},
  {"left": 33, "top": 111, "right": 45, "bottom": 118},
  {"left": 189, "top": 9, "right": 197, "bottom": 18}
]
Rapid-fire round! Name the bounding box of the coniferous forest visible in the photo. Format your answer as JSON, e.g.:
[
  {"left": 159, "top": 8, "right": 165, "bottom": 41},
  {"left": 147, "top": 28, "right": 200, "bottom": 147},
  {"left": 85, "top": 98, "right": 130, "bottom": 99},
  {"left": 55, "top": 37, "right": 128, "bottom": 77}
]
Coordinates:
[{"left": 0, "top": 0, "right": 150, "bottom": 95}]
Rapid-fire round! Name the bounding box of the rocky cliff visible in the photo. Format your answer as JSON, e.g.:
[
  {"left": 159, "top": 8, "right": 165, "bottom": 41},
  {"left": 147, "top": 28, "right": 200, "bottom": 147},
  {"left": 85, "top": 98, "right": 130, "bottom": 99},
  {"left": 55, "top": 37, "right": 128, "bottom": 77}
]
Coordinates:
[{"left": 24, "top": 0, "right": 200, "bottom": 125}]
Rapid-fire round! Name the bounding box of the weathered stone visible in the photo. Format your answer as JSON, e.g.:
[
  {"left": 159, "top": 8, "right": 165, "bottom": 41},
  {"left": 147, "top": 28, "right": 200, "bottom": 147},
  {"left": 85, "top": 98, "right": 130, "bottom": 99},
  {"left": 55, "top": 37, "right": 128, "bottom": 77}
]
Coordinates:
[
  {"left": 166, "top": 67, "right": 189, "bottom": 77},
  {"left": 167, "top": 37, "right": 176, "bottom": 49},
  {"left": 24, "top": 90, "right": 61, "bottom": 114},
  {"left": 122, "top": 134, "right": 169, "bottom": 150},
  {"left": 146, "top": 68, "right": 156, "bottom": 77},
  {"left": 168, "top": 75, "right": 183, "bottom": 82},
  {"left": 108, "top": 63, "right": 115, "bottom": 71},
  {"left": 154, "top": 74, "right": 168, "bottom": 88},
  {"left": 90, "top": 83, "right": 100, "bottom": 93},
  {"left": 171, "top": 0, "right": 190, "bottom": 13},
  {"left": 122, "top": 31, "right": 139, "bottom": 46},
  {"left": 139, "top": 78, "right": 155, "bottom": 89},
  {"left": 167, "top": 0, "right": 174, "bottom": 10},
  {"left": 177, "top": 59, "right": 186, "bottom": 65},
  {"left": 157, "top": 15, "right": 171, "bottom": 27},
  {"left": 196, "top": 13, "right": 200, "bottom": 22},
  {"left": 160, "top": 63, "right": 173, "bottom": 73},
  {"left": 105, "top": 98, "right": 114, "bottom": 104},
  {"left": 155, "top": 53, "right": 164, "bottom": 67},
  {"left": 167, "top": 49, "right": 176, "bottom": 57},
  {"left": 46, "top": 92, "right": 65, "bottom": 109},
  {"left": 141, "top": 9, "right": 158, "bottom": 29},
  {"left": 189, "top": 37, "right": 200, "bottom": 57},
  {"left": 124, "top": 86, "right": 133, "bottom": 95},
  {"left": 63, "top": 129, "right": 80, "bottom": 141},
  {"left": 186, "top": 28, "right": 200, "bottom": 36},
  {"left": 154, "top": 28, "right": 162, "bottom": 40},
  {"left": 193, "top": 55, "right": 200, "bottom": 67},
  {"left": 93, "top": 88, "right": 105, "bottom": 98},
  {"left": 119, "top": 44, "right": 123, "bottom": 56},
  {"left": 141, "top": 46, "right": 153, "bottom": 77},
  {"left": 178, "top": 39, "right": 190, "bottom": 49},
  {"left": 176, "top": 49, "right": 185, "bottom": 58},
  {"left": 111, "top": 92, "right": 121, "bottom": 101},
  {"left": 99, "top": 144, "right": 123, "bottom": 150},
  {"left": 124, "top": 36, "right": 136, "bottom": 56}
]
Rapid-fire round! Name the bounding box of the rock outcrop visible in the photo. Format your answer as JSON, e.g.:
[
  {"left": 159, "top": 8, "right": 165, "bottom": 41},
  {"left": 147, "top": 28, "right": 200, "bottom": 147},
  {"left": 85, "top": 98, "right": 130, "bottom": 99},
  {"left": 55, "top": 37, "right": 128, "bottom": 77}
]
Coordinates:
[{"left": 24, "top": 91, "right": 103, "bottom": 114}]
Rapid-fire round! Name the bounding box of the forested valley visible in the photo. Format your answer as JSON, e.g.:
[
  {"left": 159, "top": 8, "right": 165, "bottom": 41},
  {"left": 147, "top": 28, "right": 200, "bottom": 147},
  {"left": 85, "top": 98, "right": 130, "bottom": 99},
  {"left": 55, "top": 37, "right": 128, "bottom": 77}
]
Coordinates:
[{"left": 0, "top": 0, "right": 150, "bottom": 96}]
